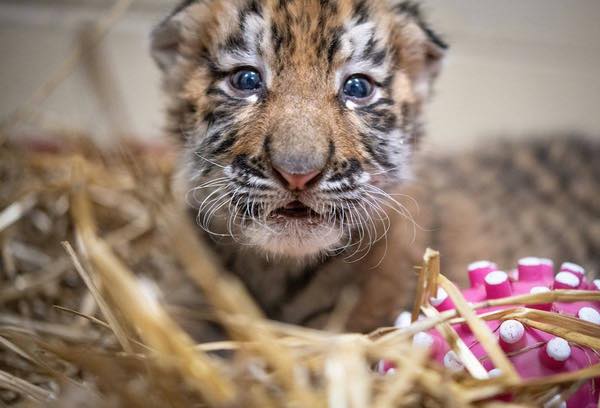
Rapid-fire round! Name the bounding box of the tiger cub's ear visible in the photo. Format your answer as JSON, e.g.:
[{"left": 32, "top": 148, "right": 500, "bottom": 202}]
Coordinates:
[
  {"left": 391, "top": 1, "right": 448, "bottom": 101},
  {"left": 150, "top": 0, "right": 199, "bottom": 72}
]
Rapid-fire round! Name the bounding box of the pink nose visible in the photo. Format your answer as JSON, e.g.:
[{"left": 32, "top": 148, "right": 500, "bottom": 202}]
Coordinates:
[{"left": 273, "top": 167, "right": 321, "bottom": 191}]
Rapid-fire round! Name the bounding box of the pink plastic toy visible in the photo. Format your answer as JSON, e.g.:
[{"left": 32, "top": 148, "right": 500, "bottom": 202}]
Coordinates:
[{"left": 385, "top": 257, "right": 600, "bottom": 407}]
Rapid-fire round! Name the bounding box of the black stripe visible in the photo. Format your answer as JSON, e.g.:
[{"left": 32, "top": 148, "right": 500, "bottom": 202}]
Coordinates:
[
  {"left": 361, "top": 35, "right": 377, "bottom": 61},
  {"left": 201, "top": 54, "right": 229, "bottom": 80},
  {"left": 271, "top": 22, "right": 283, "bottom": 56},
  {"left": 327, "top": 27, "right": 343, "bottom": 66},
  {"left": 322, "top": 185, "right": 357, "bottom": 194},
  {"left": 211, "top": 135, "right": 237, "bottom": 155},
  {"left": 353, "top": 0, "right": 370, "bottom": 24},
  {"left": 223, "top": 32, "right": 248, "bottom": 53},
  {"left": 393, "top": 1, "right": 449, "bottom": 50},
  {"left": 241, "top": 0, "right": 263, "bottom": 19},
  {"left": 232, "top": 155, "right": 268, "bottom": 179},
  {"left": 370, "top": 49, "right": 387, "bottom": 66},
  {"left": 361, "top": 132, "right": 394, "bottom": 169}
]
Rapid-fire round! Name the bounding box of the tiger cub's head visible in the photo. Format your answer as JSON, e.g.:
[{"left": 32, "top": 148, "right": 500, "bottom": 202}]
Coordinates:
[{"left": 152, "top": 0, "right": 447, "bottom": 258}]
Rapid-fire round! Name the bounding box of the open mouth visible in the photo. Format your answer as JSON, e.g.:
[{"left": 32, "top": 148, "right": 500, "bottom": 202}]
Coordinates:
[{"left": 271, "top": 201, "right": 320, "bottom": 219}]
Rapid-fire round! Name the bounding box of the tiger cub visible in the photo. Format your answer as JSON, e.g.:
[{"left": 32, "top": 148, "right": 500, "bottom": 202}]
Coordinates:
[{"left": 151, "top": 0, "right": 599, "bottom": 331}]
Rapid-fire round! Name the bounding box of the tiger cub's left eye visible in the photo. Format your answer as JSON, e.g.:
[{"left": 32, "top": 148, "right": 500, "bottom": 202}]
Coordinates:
[
  {"left": 342, "top": 75, "right": 374, "bottom": 100},
  {"left": 231, "top": 68, "right": 263, "bottom": 91}
]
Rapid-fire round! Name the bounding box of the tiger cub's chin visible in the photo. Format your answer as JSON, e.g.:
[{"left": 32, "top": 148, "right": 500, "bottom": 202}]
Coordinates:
[{"left": 242, "top": 218, "right": 344, "bottom": 258}]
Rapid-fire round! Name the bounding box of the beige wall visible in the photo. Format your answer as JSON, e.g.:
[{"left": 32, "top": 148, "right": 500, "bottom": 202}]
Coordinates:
[
  {"left": 424, "top": 0, "right": 600, "bottom": 151},
  {"left": 1, "top": 0, "right": 599, "bottom": 150}
]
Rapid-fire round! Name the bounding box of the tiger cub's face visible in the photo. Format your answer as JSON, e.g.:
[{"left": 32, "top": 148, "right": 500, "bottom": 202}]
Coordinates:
[{"left": 152, "top": 0, "right": 446, "bottom": 258}]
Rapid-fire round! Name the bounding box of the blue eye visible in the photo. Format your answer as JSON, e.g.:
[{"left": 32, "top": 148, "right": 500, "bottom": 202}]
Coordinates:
[
  {"left": 231, "top": 68, "right": 263, "bottom": 91},
  {"left": 343, "top": 75, "right": 374, "bottom": 99}
]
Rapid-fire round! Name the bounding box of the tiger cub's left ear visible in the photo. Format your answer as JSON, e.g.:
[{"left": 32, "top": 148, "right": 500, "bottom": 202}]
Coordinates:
[
  {"left": 150, "top": 0, "right": 201, "bottom": 73},
  {"left": 391, "top": 1, "right": 448, "bottom": 101}
]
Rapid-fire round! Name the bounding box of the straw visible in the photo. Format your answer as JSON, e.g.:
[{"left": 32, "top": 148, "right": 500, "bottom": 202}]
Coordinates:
[{"left": 1, "top": 137, "right": 599, "bottom": 407}]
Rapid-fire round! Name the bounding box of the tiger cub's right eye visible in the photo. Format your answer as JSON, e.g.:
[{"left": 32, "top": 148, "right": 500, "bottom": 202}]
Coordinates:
[
  {"left": 342, "top": 74, "right": 374, "bottom": 100},
  {"left": 230, "top": 68, "right": 263, "bottom": 92}
]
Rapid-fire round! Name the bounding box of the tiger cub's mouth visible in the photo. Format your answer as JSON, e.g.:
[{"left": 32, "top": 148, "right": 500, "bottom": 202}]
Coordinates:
[{"left": 269, "top": 200, "right": 321, "bottom": 220}]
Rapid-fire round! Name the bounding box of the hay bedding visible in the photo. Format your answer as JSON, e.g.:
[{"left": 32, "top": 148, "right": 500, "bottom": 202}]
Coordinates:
[{"left": 0, "top": 135, "right": 599, "bottom": 408}]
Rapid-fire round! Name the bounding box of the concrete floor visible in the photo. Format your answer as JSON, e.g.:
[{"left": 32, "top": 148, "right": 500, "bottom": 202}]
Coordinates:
[{"left": 1, "top": 0, "right": 599, "bottom": 150}]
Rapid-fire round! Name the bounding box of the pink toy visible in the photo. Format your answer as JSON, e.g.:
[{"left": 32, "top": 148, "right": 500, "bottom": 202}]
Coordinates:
[{"left": 385, "top": 258, "right": 600, "bottom": 407}]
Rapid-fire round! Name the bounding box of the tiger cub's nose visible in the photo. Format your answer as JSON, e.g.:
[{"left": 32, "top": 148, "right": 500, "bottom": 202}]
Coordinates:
[{"left": 272, "top": 166, "right": 322, "bottom": 191}]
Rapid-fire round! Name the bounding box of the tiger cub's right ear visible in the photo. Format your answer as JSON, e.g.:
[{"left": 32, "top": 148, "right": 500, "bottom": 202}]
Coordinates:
[{"left": 150, "top": 0, "right": 197, "bottom": 72}]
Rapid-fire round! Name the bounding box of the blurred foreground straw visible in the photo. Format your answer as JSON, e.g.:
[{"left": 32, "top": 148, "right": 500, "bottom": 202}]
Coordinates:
[{"left": 0, "top": 138, "right": 599, "bottom": 407}]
